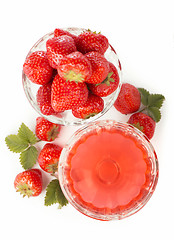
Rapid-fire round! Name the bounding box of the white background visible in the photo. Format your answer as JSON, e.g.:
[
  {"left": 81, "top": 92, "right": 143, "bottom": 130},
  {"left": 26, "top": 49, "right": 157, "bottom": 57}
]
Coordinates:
[{"left": 1, "top": 0, "right": 174, "bottom": 239}]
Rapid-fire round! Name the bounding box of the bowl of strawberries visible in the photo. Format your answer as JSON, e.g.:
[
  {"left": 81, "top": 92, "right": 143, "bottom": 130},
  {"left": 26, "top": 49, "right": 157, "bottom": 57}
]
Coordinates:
[{"left": 22, "top": 27, "right": 122, "bottom": 125}]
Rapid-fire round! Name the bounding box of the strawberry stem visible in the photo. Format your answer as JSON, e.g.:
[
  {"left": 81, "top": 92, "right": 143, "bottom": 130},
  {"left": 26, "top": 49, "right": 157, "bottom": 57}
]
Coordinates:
[{"left": 139, "top": 106, "right": 147, "bottom": 113}]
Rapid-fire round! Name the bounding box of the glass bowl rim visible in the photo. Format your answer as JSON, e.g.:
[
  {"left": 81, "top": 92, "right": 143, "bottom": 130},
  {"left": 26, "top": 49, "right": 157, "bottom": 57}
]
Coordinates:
[{"left": 58, "top": 120, "right": 159, "bottom": 220}]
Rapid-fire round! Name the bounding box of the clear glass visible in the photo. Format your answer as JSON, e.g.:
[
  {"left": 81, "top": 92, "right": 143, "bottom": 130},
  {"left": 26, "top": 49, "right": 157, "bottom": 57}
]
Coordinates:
[
  {"left": 58, "top": 120, "right": 159, "bottom": 221},
  {"left": 22, "top": 27, "right": 122, "bottom": 126}
]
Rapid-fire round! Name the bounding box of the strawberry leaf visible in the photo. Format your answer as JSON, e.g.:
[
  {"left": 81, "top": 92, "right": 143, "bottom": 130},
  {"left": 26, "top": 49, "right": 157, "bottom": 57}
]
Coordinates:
[
  {"left": 147, "top": 94, "right": 165, "bottom": 109},
  {"left": 138, "top": 88, "right": 165, "bottom": 123},
  {"left": 18, "top": 123, "right": 38, "bottom": 145},
  {"left": 138, "top": 88, "right": 150, "bottom": 106},
  {"left": 5, "top": 134, "right": 28, "bottom": 153},
  {"left": 19, "top": 146, "right": 38, "bottom": 170},
  {"left": 147, "top": 106, "right": 161, "bottom": 122},
  {"left": 44, "top": 179, "right": 68, "bottom": 208}
]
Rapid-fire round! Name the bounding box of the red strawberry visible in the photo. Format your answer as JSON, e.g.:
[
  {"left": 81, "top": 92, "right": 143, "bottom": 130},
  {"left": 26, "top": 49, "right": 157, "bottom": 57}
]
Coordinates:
[
  {"left": 72, "top": 92, "right": 104, "bottom": 119},
  {"left": 114, "top": 83, "right": 141, "bottom": 114},
  {"left": 14, "top": 169, "right": 42, "bottom": 197},
  {"left": 54, "top": 28, "right": 77, "bottom": 41},
  {"left": 46, "top": 36, "right": 76, "bottom": 69},
  {"left": 85, "top": 51, "right": 109, "bottom": 84},
  {"left": 88, "top": 62, "right": 120, "bottom": 97},
  {"left": 36, "top": 82, "right": 57, "bottom": 115},
  {"left": 23, "top": 51, "right": 53, "bottom": 85},
  {"left": 38, "top": 143, "right": 62, "bottom": 174},
  {"left": 51, "top": 74, "right": 88, "bottom": 112},
  {"left": 128, "top": 112, "right": 156, "bottom": 139},
  {"left": 35, "top": 117, "right": 61, "bottom": 141},
  {"left": 57, "top": 51, "right": 92, "bottom": 83},
  {"left": 76, "top": 30, "right": 109, "bottom": 54}
]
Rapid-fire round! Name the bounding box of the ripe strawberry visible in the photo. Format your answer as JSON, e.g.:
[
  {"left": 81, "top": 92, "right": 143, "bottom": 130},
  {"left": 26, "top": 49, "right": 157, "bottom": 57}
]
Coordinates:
[
  {"left": 85, "top": 51, "right": 109, "bottom": 84},
  {"left": 88, "top": 62, "right": 120, "bottom": 97},
  {"left": 76, "top": 30, "right": 109, "bottom": 54},
  {"left": 14, "top": 169, "right": 42, "bottom": 197},
  {"left": 46, "top": 36, "right": 76, "bottom": 69},
  {"left": 51, "top": 74, "right": 88, "bottom": 112},
  {"left": 72, "top": 92, "right": 104, "bottom": 119},
  {"left": 54, "top": 28, "right": 77, "bottom": 41},
  {"left": 128, "top": 112, "right": 156, "bottom": 139},
  {"left": 57, "top": 51, "right": 92, "bottom": 83},
  {"left": 37, "top": 82, "right": 57, "bottom": 115},
  {"left": 23, "top": 51, "right": 53, "bottom": 85},
  {"left": 114, "top": 83, "right": 141, "bottom": 114},
  {"left": 35, "top": 117, "right": 61, "bottom": 141},
  {"left": 38, "top": 143, "right": 62, "bottom": 174}
]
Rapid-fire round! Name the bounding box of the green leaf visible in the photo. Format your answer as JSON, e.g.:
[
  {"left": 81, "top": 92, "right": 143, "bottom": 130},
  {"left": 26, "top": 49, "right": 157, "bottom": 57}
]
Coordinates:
[
  {"left": 138, "top": 88, "right": 165, "bottom": 123},
  {"left": 147, "top": 94, "right": 165, "bottom": 109},
  {"left": 138, "top": 88, "right": 150, "bottom": 106},
  {"left": 5, "top": 134, "right": 29, "bottom": 153},
  {"left": 44, "top": 179, "right": 68, "bottom": 208},
  {"left": 147, "top": 106, "right": 161, "bottom": 122},
  {"left": 18, "top": 123, "right": 37, "bottom": 145},
  {"left": 19, "top": 146, "right": 38, "bottom": 170}
]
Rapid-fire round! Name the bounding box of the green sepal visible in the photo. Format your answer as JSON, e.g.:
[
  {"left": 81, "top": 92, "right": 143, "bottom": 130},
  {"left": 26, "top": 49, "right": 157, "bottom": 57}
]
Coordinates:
[
  {"left": 132, "top": 122, "right": 144, "bottom": 132},
  {"left": 87, "top": 29, "right": 101, "bottom": 34},
  {"left": 46, "top": 163, "right": 58, "bottom": 175},
  {"left": 46, "top": 125, "right": 60, "bottom": 141},
  {"left": 96, "top": 72, "right": 114, "bottom": 86},
  {"left": 64, "top": 70, "right": 84, "bottom": 83},
  {"left": 84, "top": 112, "right": 98, "bottom": 119},
  {"left": 16, "top": 183, "right": 33, "bottom": 198}
]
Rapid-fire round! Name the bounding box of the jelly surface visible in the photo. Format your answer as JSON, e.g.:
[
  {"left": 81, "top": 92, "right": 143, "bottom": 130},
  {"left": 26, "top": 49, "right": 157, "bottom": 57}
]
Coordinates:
[{"left": 66, "top": 127, "right": 151, "bottom": 212}]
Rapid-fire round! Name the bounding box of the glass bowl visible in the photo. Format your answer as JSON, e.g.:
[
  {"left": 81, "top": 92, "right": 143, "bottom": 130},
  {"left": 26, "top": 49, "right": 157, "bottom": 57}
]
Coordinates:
[
  {"left": 22, "top": 27, "right": 122, "bottom": 126},
  {"left": 58, "top": 120, "right": 159, "bottom": 220}
]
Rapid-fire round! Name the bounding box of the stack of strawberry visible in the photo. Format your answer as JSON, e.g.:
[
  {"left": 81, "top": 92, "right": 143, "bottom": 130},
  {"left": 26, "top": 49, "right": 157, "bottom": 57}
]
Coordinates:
[{"left": 23, "top": 29, "right": 120, "bottom": 119}]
